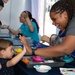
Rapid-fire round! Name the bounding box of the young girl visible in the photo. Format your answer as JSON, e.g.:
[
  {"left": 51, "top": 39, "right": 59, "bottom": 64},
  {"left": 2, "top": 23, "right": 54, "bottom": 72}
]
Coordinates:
[
  {"left": 20, "top": 0, "right": 75, "bottom": 57},
  {"left": 3, "top": 11, "right": 39, "bottom": 42},
  {"left": 0, "top": 38, "right": 26, "bottom": 75}
]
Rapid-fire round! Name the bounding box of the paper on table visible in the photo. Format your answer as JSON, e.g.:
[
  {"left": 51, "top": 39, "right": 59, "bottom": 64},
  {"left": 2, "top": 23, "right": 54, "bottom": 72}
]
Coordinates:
[{"left": 59, "top": 68, "right": 75, "bottom": 75}]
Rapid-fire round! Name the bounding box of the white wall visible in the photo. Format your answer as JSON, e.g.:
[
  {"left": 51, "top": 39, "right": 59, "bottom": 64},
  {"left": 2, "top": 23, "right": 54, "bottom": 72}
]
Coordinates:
[
  {"left": 0, "top": 0, "right": 11, "bottom": 33},
  {"left": 24, "top": 0, "right": 31, "bottom": 12},
  {"left": 0, "top": 0, "right": 10, "bottom": 25},
  {"left": 0, "top": 0, "right": 58, "bottom": 36},
  {"left": 9, "top": 0, "right": 25, "bottom": 30},
  {"left": 0, "top": 0, "right": 26, "bottom": 31},
  {"left": 0, "top": 0, "right": 45, "bottom": 36}
]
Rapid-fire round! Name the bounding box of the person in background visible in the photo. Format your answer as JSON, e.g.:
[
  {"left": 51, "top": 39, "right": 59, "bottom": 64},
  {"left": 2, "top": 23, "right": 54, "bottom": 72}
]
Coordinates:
[
  {"left": 0, "top": 21, "right": 2, "bottom": 25},
  {"left": 0, "top": 38, "right": 26, "bottom": 75},
  {"left": 0, "top": 21, "right": 2, "bottom": 31},
  {"left": 3, "top": 11, "right": 39, "bottom": 42},
  {"left": 41, "top": 30, "right": 65, "bottom": 46},
  {"left": 2, "top": 0, "right": 8, "bottom": 3},
  {"left": 0, "top": 0, "right": 4, "bottom": 11},
  {"left": 0, "top": 0, "right": 8, "bottom": 11},
  {"left": 20, "top": 0, "right": 75, "bottom": 57}
]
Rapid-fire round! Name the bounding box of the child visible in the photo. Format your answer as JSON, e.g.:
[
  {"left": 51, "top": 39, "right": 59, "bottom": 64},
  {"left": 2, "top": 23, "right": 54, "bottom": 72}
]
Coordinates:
[
  {"left": 0, "top": 38, "right": 26, "bottom": 75},
  {"left": 3, "top": 11, "right": 39, "bottom": 42}
]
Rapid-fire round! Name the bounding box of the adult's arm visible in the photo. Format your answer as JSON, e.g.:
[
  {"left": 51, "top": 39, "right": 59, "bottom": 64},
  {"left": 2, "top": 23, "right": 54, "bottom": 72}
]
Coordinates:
[
  {"left": 35, "top": 35, "right": 75, "bottom": 57},
  {"left": 24, "top": 35, "right": 75, "bottom": 57}
]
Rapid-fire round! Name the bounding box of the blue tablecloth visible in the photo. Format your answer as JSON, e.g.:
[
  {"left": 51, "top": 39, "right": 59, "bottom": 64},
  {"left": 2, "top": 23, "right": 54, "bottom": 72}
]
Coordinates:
[
  {"left": 14, "top": 58, "right": 75, "bottom": 75},
  {"left": 14, "top": 61, "right": 61, "bottom": 75},
  {"left": 13, "top": 42, "right": 75, "bottom": 75},
  {"left": 0, "top": 33, "right": 75, "bottom": 75},
  {"left": 0, "top": 33, "right": 10, "bottom": 38}
]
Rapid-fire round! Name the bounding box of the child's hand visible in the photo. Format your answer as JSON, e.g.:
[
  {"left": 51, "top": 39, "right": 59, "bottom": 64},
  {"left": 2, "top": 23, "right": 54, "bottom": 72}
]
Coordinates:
[
  {"left": 41, "top": 35, "right": 48, "bottom": 41},
  {"left": 41, "top": 35, "right": 50, "bottom": 43},
  {"left": 19, "top": 36, "right": 27, "bottom": 45},
  {"left": 23, "top": 46, "right": 26, "bottom": 54},
  {"left": 24, "top": 11, "right": 29, "bottom": 19}
]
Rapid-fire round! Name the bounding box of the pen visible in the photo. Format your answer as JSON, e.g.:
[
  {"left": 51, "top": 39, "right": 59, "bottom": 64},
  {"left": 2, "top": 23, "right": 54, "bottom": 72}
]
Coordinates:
[{"left": 66, "top": 70, "right": 75, "bottom": 72}]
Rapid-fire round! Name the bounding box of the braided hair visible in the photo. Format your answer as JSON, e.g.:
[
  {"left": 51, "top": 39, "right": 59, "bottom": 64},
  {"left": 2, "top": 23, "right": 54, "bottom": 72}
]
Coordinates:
[
  {"left": 50, "top": 0, "right": 75, "bottom": 22},
  {"left": 24, "top": 11, "right": 39, "bottom": 33}
]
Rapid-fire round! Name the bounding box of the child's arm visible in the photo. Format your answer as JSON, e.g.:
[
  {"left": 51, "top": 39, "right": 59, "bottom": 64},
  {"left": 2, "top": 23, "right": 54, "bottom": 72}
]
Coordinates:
[
  {"left": 19, "top": 36, "right": 32, "bottom": 55},
  {"left": 41, "top": 35, "right": 50, "bottom": 43},
  {"left": 6, "top": 46, "right": 26, "bottom": 67},
  {"left": 25, "top": 11, "right": 34, "bottom": 32}
]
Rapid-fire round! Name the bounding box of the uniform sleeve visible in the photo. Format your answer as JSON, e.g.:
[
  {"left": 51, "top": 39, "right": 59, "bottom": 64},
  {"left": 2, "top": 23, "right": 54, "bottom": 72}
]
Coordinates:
[
  {"left": 66, "top": 17, "right": 75, "bottom": 36},
  {"left": 66, "top": 28, "right": 75, "bottom": 36}
]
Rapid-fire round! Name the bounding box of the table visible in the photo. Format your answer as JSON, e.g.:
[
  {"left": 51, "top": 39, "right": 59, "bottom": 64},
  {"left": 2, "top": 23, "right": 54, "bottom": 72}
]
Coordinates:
[
  {"left": 0, "top": 33, "right": 75, "bottom": 75},
  {"left": 13, "top": 42, "right": 75, "bottom": 75},
  {"left": 13, "top": 43, "right": 75, "bottom": 75},
  {"left": 14, "top": 55, "right": 75, "bottom": 75},
  {"left": 0, "top": 33, "right": 23, "bottom": 46},
  {"left": 14, "top": 61, "right": 61, "bottom": 75},
  {"left": 0, "top": 33, "right": 10, "bottom": 38}
]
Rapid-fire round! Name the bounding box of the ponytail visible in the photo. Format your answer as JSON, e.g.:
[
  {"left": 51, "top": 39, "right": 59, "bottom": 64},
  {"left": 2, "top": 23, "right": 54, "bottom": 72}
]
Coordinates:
[
  {"left": 50, "top": 0, "right": 75, "bottom": 22},
  {"left": 24, "top": 11, "right": 39, "bottom": 33},
  {"left": 31, "top": 18, "right": 39, "bottom": 32}
]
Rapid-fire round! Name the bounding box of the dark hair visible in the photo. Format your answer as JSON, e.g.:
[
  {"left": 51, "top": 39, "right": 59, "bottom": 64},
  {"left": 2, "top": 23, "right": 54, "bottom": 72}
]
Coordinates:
[
  {"left": 0, "top": 21, "right": 2, "bottom": 25},
  {"left": 0, "top": 0, "right": 4, "bottom": 7},
  {"left": 50, "top": 0, "right": 75, "bottom": 22},
  {"left": 0, "top": 39, "right": 13, "bottom": 50},
  {"left": 24, "top": 11, "right": 39, "bottom": 32}
]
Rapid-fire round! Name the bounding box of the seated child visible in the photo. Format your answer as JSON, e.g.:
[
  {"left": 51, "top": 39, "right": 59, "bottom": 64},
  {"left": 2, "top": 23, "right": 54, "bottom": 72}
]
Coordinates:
[{"left": 0, "top": 38, "right": 26, "bottom": 75}]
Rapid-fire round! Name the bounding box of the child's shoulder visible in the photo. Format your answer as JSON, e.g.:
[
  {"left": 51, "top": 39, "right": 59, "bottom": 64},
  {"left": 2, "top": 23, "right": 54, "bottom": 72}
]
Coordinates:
[{"left": 0, "top": 58, "right": 8, "bottom": 65}]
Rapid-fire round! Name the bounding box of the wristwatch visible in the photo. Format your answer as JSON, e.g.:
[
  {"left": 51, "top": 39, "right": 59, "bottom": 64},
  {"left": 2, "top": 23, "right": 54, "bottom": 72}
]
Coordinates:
[
  {"left": 32, "top": 50, "right": 35, "bottom": 55},
  {"left": 32, "top": 47, "right": 37, "bottom": 55}
]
